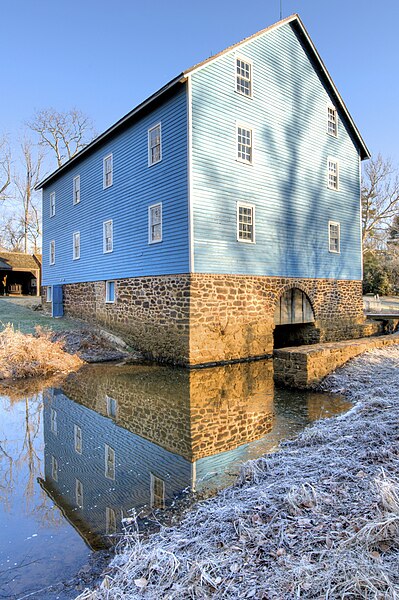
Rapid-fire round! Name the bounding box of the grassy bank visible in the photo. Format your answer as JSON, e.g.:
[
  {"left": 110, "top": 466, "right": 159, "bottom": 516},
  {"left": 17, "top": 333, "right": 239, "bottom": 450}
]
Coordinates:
[
  {"left": 0, "top": 324, "right": 83, "bottom": 380},
  {"left": 77, "top": 346, "right": 399, "bottom": 599}
]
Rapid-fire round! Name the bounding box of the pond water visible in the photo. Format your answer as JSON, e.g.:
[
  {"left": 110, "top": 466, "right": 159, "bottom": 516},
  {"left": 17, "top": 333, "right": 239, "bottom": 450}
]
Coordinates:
[{"left": 0, "top": 360, "right": 351, "bottom": 598}]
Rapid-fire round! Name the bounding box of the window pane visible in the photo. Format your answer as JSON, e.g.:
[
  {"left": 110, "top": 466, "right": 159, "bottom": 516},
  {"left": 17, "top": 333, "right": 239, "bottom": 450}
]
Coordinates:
[{"left": 238, "top": 205, "right": 254, "bottom": 241}]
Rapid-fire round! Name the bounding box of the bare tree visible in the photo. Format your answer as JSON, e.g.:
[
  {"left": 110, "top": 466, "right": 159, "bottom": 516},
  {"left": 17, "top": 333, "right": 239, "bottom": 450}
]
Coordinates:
[
  {"left": 0, "top": 137, "right": 11, "bottom": 202},
  {"left": 0, "top": 215, "right": 24, "bottom": 252},
  {"left": 362, "top": 154, "right": 399, "bottom": 249},
  {"left": 28, "top": 107, "right": 96, "bottom": 167},
  {"left": 13, "top": 139, "right": 43, "bottom": 253}
]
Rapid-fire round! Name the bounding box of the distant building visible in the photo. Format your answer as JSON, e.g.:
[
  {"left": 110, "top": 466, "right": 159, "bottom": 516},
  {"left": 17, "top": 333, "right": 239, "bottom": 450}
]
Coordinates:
[
  {"left": 38, "top": 14, "right": 370, "bottom": 365},
  {"left": 0, "top": 251, "right": 41, "bottom": 296}
]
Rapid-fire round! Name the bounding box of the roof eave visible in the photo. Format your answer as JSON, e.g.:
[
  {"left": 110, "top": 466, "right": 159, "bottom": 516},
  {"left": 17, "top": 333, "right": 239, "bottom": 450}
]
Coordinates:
[
  {"left": 35, "top": 74, "right": 186, "bottom": 190},
  {"left": 292, "top": 15, "right": 370, "bottom": 160}
]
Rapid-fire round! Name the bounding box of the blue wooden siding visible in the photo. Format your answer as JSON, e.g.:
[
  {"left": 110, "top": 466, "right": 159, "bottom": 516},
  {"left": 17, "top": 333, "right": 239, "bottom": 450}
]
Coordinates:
[
  {"left": 42, "top": 85, "right": 188, "bottom": 286},
  {"left": 190, "top": 22, "right": 362, "bottom": 280},
  {"left": 43, "top": 389, "right": 192, "bottom": 543}
]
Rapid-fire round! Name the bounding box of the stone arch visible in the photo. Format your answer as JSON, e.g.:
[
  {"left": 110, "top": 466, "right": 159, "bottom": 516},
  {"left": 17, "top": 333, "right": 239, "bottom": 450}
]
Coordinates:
[
  {"left": 273, "top": 284, "right": 320, "bottom": 349},
  {"left": 274, "top": 285, "right": 315, "bottom": 326}
]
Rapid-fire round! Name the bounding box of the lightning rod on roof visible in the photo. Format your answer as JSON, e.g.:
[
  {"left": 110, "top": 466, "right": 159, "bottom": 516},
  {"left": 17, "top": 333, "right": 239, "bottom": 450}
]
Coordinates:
[{"left": 280, "top": 0, "right": 283, "bottom": 19}]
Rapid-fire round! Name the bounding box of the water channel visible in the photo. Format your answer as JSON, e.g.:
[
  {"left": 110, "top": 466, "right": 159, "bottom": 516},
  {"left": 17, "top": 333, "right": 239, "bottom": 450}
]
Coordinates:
[{"left": 0, "top": 360, "right": 351, "bottom": 598}]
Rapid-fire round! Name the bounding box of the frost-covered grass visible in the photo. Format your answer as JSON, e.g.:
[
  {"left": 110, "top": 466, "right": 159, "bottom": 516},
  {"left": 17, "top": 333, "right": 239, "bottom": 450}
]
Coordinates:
[
  {"left": 77, "top": 346, "right": 399, "bottom": 600},
  {"left": 0, "top": 323, "right": 83, "bottom": 380}
]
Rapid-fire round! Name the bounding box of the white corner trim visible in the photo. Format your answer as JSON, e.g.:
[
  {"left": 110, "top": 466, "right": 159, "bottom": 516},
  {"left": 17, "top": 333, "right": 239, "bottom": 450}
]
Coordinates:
[{"left": 187, "top": 75, "right": 194, "bottom": 273}]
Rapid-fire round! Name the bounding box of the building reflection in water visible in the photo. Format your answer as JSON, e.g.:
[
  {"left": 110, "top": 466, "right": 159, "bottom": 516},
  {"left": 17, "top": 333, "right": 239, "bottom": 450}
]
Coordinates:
[{"left": 39, "top": 360, "right": 350, "bottom": 549}]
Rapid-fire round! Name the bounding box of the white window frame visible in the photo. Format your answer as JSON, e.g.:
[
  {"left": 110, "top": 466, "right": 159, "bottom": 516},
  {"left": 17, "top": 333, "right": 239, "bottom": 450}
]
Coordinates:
[
  {"left": 103, "top": 219, "right": 113, "bottom": 253},
  {"left": 105, "top": 444, "right": 115, "bottom": 480},
  {"left": 106, "top": 395, "right": 118, "bottom": 418},
  {"left": 148, "top": 203, "right": 163, "bottom": 244},
  {"left": 237, "top": 202, "right": 256, "bottom": 244},
  {"left": 103, "top": 154, "right": 113, "bottom": 189},
  {"left": 49, "top": 240, "right": 55, "bottom": 265},
  {"left": 46, "top": 285, "right": 53, "bottom": 303},
  {"left": 105, "top": 280, "right": 116, "bottom": 303},
  {"left": 150, "top": 473, "right": 165, "bottom": 509},
  {"left": 148, "top": 123, "right": 162, "bottom": 166},
  {"left": 75, "top": 479, "right": 83, "bottom": 508},
  {"left": 50, "top": 408, "right": 57, "bottom": 435},
  {"left": 73, "top": 231, "right": 80, "bottom": 260},
  {"left": 50, "top": 192, "right": 55, "bottom": 217},
  {"left": 74, "top": 424, "right": 82, "bottom": 454},
  {"left": 51, "top": 455, "right": 58, "bottom": 481},
  {"left": 329, "top": 220, "right": 341, "bottom": 253},
  {"left": 327, "top": 157, "right": 339, "bottom": 191},
  {"left": 327, "top": 105, "right": 338, "bottom": 137},
  {"left": 235, "top": 55, "right": 253, "bottom": 98},
  {"left": 73, "top": 175, "right": 81, "bottom": 204},
  {"left": 236, "top": 123, "right": 253, "bottom": 164},
  {"left": 106, "top": 507, "right": 117, "bottom": 535}
]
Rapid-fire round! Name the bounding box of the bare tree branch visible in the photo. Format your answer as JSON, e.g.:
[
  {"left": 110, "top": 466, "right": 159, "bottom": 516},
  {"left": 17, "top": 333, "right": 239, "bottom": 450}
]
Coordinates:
[
  {"left": 27, "top": 108, "right": 96, "bottom": 168},
  {"left": 0, "top": 137, "right": 11, "bottom": 201},
  {"left": 362, "top": 154, "right": 399, "bottom": 250}
]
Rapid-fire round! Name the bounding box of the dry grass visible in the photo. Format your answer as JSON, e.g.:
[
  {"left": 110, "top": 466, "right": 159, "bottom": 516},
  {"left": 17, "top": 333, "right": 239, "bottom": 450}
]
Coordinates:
[
  {"left": 0, "top": 323, "right": 83, "bottom": 380},
  {"left": 76, "top": 346, "right": 399, "bottom": 600}
]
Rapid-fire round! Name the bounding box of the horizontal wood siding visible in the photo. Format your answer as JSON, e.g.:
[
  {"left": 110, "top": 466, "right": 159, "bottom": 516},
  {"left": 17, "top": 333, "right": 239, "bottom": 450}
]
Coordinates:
[
  {"left": 190, "top": 23, "right": 362, "bottom": 280},
  {"left": 42, "top": 85, "right": 188, "bottom": 285}
]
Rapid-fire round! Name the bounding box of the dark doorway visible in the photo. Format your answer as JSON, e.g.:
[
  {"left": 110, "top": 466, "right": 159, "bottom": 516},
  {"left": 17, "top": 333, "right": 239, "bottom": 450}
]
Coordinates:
[{"left": 273, "top": 288, "right": 318, "bottom": 349}]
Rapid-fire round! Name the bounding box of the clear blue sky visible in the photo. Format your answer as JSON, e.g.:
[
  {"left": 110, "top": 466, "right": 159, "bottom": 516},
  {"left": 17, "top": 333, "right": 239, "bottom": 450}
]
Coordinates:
[{"left": 2, "top": 0, "right": 398, "bottom": 168}]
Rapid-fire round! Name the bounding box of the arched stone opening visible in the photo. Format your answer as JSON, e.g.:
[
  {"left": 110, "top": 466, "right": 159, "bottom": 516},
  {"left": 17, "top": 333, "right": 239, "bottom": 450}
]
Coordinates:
[{"left": 273, "top": 287, "right": 320, "bottom": 349}]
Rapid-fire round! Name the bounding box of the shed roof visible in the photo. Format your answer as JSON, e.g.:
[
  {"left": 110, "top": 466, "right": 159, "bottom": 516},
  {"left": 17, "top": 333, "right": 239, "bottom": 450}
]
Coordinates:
[
  {"left": 36, "top": 14, "right": 369, "bottom": 191},
  {"left": 0, "top": 251, "right": 41, "bottom": 271}
]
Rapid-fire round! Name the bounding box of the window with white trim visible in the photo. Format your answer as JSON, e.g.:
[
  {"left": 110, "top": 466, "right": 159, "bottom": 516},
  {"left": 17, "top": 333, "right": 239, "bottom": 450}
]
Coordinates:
[
  {"left": 103, "top": 154, "right": 113, "bottom": 188},
  {"left": 329, "top": 221, "right": 340, "bottom": 253},
  {"left": 327, "top": 158, "right": 339, "bottom": 190},
  {"left": 327, "top": 106, "right": 338, "bottom": 137},
  {"left": 150, "top": 473, "right": 165, "bottom": 509},
  {"left": 237, "top": 125, "right": 252, "bottom": 163},
  {"left": 73, "top": 175, "right": 81, "bottom": 204},
  {"left": 73, "top": 231, "right": 80, "bottom": 260},
  {"left": 46, "top": 286, "right": 53, "bottom": 303},
  {"left": 50, "top": 192, "right": 55, "bottom": 217},
  {"left": 105, "top": 280, "right": 115, "bottom": 303},
  {"left": 105, "top": 445, "right": 115, "bottom": 480},
  {"left": 51, "top": 456, "right": 58, "bottom": 481},
  {"left": 106, "top": 395, "right": 118, "bottom": 418},
  {"left": 237, "top": 202, "right": 255, "bottom": 243},
  {"left": 236, "top": 57, "right": 252, "bottom": 97},
  {"left": 148, "top": 203, "right": 162, "bottom": 243},
  {"left": 148, "top": 124, "right": 162, "bottom": 166},
  {"left": 49, "top": 240, "right": 55, "bottom": 265},
  {"left": 75, "top": 479, "right": 83, "bottom": 508},
  {"left": 50, "top": 408, "right": 57, "bottom": 435},
  {"left": 103, "top": 220, "right": 113, "bottom": 253},
  {"left": 74, "top": 424, "right": 82, "bottom": 454},
  {"left": 106, "top": 507, "right": 117, "bottom": 535}
]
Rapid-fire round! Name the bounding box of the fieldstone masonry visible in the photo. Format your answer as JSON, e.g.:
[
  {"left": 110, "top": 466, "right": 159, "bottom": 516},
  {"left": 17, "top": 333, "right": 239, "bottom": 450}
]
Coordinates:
[
  {"left": 274, "top": 333, "right": 399, "bottom": 389},
  {"left": 48, "top": 273, "right": 371, "bottom": 365},
  {"left": 63, "top": 360, "right": 275, "bottom": 461}
]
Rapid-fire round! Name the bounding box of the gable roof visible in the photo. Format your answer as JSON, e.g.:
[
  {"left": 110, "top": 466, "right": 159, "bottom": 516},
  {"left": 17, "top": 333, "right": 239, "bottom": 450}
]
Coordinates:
[
  {"left": 0, "top": 251, "right": 41, "bottom": 271},
  {"left": 36, "top": 14, "right": 369, "bottom": 191}
]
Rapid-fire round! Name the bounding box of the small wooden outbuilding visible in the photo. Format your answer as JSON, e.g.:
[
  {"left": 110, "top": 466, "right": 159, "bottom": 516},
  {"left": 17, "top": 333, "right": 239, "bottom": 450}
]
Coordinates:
[{"left": 0, "top": 251, "right": 41, "bottom": 296}]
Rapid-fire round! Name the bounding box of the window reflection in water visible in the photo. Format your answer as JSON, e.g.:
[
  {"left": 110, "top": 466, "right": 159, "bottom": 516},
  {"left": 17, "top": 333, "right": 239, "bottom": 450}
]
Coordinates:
[{"left": 39, "top": 360, "right": 350, "bottom": 550}]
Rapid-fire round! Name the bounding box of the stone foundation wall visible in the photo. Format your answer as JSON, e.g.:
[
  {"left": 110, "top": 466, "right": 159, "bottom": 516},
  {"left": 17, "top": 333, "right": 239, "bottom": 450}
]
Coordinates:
[
  {"left": 189, "top": 274, "right": 365, "bottom": 364},
  {"left": 274, "top": 333, "right": 399, "bottom": 389},
  {"left": 63, "top": 276, "right": 191, "bottom": 364},
  {"left": 56, "top": 273, "right": 366, "bottom": 365}
]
